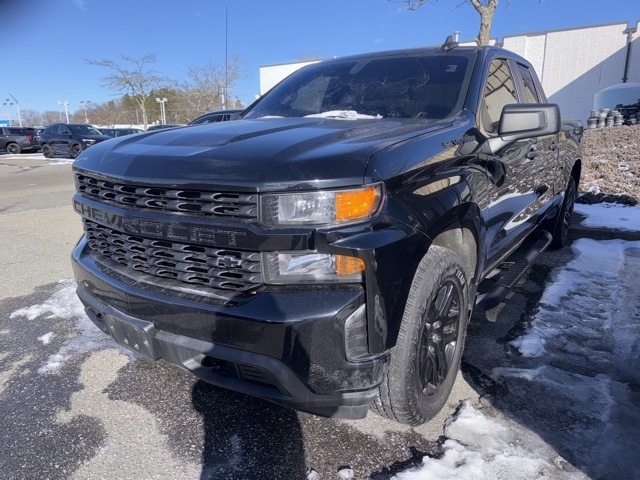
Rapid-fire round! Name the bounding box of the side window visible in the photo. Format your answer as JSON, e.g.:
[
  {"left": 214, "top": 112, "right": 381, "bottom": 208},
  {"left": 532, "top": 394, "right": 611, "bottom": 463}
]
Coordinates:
[
  {"left": 516, "top": 63, "right": 540, "bottom": 103},
  {"left": 61, "top": 126, "right": 72, "bottom": 135},
  {"left": 481, "top": 59, "right": 517, "bottom": 134}
]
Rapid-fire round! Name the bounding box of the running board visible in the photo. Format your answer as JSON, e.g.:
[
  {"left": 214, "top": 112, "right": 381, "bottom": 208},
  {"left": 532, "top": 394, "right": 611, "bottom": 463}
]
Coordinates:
[{"left": 476, "top": 230, "right": 553, "bottom": 310}]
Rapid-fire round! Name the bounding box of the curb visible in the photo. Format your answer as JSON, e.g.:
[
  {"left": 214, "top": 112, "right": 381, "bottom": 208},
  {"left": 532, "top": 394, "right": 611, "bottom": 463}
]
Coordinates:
[{"left": 569, "top": 212, "right": 640, "bottom": 242}]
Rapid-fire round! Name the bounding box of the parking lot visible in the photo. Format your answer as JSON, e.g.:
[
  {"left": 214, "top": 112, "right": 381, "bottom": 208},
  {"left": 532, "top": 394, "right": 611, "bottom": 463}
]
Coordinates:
[{"left": 1, "top": 152, "right": 639, "bottom": 479}]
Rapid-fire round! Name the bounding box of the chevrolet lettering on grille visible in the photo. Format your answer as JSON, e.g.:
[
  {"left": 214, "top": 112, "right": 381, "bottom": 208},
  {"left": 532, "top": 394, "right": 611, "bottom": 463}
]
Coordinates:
[{"left": 73, "top": 198, "right": 247, "bottom": 248}]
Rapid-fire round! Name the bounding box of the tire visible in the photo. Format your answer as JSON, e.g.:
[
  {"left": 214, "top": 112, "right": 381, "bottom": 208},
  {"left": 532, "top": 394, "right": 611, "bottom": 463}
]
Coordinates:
[
  {"left": 42, "top": 144, "right": 55, "bottom": 159},
  {"left": 70, "top": 144, "right": 83, "bottom": 159},
  {"left": 372, "top": 245, "right": 470, "bottom": 426},
  {"left": 6, "top": 142, "right": 21, "bottom": 154},
  {"left": 550, "top": 176, "right": 576, "bottom": 249}
]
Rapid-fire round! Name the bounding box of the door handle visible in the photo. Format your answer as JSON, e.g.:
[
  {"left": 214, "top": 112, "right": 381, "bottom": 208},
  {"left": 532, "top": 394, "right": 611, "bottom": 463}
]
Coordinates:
[
  {"left": 549, "top": 142, "right": 559, "bottom": 151},
  {"left": 526, "top": 146, "right": 540, "bottom": 159}
]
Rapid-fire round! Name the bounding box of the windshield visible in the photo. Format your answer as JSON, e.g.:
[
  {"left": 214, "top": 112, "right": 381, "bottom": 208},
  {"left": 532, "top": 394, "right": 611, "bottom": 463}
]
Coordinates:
[
  {"left": 69, "top": 125, "right": 104, "bottom": 135},
  {"left": 244, "top": 52, "right": 473, "bottom": 120}
]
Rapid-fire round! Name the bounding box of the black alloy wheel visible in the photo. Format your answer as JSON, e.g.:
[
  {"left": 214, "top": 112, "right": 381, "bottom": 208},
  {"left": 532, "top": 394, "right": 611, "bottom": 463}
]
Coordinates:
[{"left": 418, "top": 280, "right": 462, "bottom": 398}]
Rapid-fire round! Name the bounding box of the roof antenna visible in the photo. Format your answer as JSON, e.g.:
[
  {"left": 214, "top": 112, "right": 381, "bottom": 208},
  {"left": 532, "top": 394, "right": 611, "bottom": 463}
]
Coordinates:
[{"left": 441, "top": 32, "right": 459, "bottom": 52}]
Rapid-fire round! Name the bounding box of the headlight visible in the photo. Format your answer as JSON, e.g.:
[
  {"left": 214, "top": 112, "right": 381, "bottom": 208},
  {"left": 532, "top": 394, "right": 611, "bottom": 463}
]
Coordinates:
[
  {"left": 260, "top": 184, "right": 382, "bottom": 226},
  {"left": 82, "top": 139, "right": 96, "bottom": 145},
  {"left": 263, "top": 252, "right": 365, "bottom": 284}
]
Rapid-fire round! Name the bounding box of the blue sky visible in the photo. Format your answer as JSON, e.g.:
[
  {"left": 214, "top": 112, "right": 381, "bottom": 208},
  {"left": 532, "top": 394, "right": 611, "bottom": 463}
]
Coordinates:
[{"left": 0, "top": 0, "right": 636, "bottom": 118}]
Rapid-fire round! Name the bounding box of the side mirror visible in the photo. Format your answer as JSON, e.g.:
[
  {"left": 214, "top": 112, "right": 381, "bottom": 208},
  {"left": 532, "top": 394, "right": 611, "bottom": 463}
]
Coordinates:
[{"left": 486, "top": 103, "right": 560, "bottom": 154}]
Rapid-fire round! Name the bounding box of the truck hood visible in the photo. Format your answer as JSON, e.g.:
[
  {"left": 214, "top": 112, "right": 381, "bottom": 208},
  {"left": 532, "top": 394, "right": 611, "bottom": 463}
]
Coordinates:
[{"left": 74, "top": 118, "right": 444, "bottom": 191}]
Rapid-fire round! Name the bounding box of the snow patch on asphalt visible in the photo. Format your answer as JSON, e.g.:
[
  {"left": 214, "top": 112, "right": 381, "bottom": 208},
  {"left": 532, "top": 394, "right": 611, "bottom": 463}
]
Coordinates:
[
  {"left": 37, "top": 332, "right": 55, "bottom": 345},
  {"left": 10, "top": 279, "right": 125, "bottom": 373},
  {"left": 574, "top": 202, "right": 640, "bottom": 231}
]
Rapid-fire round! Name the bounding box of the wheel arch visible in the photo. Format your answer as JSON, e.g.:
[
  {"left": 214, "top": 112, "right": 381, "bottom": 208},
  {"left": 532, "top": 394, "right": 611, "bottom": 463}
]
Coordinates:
[{"left": 382, "top": 202, "right": 483, "bottom": 352}]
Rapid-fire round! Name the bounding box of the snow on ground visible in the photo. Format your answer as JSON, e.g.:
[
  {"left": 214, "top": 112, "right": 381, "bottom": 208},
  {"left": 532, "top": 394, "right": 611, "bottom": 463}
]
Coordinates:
[
  {"left": 10, "top": 279, "right": 127, "bottom": 373},
  {"left": 0, "top": 152, "right": 74, "bottom": 164},
  {"left": 574, "top": 202, "right": 640, "bottom": 231}
]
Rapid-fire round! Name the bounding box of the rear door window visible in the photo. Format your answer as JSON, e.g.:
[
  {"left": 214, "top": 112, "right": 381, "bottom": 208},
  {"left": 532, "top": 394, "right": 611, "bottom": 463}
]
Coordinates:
[{"left": 515, "top": 63, "right": 541, "bottom": 103}]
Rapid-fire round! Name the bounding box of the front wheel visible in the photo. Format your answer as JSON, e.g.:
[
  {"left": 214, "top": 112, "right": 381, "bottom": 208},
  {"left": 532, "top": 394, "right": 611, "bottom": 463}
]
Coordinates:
[
  {"left": 550, "top": 176, "right": 576, "bottom": 249},
  {"left": 372, "top": 245, "right": 470, "bottom": 426},
  {"left": 6, "top": 142, "right": 21, "bottom": 154},
  {"left": 70, "top": 144, "right": 83, "bottom": 159}
]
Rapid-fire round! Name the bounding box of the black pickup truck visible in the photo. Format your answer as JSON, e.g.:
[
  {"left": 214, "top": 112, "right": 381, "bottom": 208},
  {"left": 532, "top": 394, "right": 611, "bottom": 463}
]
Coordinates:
[{"left": 71, "top": 40, "right": 582, "bottom": 426}]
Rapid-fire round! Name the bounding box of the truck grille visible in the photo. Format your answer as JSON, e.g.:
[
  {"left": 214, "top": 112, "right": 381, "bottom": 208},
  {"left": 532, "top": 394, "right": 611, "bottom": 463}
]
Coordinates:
[
  {"left": 75, "top": 173, "right": 258, "bottom": 220},
  {"left": 83, "top": 219, "right": 263, "bottom": 293}
]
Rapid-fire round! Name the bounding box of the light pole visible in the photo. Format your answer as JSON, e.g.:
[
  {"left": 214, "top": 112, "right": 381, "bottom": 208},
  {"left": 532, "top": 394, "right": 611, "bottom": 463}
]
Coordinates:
[
  {"left": 155, "top": 97, "right": 167, "bottom": 124},
  {"left": 80, "top": 100, "right": 92, "bottom": 123},
  {"left": 3, "top": 100, "right": 13, "bottom": 125},
  {"left": 6, "top": 93, "right": 22, "bottom": 126},
  {"left": 57, "top": 100, "right": 70, "bottom": 123}
]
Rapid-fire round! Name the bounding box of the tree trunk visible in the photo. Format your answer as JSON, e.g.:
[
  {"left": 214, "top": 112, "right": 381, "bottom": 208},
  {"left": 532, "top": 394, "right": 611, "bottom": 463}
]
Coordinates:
[{"left": 470, "top": 0, "right": 498, "bottom": 46}]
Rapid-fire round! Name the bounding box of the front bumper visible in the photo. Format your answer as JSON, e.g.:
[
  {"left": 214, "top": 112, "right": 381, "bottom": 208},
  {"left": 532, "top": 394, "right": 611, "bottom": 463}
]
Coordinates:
[{"left": 72, "top": 237, "right": 389, "bottom": 419}]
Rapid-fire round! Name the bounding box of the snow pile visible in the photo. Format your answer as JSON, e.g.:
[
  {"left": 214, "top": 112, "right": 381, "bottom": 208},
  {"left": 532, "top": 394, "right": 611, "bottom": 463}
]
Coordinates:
[
  {"left": 394, "top": 401, "right": 584, "bottom": 480},
  {"left": 10, "top": 279, "right": 123, "bottom": 373},
  {"left": 304, "top": 110, "right": 382, "bottom": 120}
]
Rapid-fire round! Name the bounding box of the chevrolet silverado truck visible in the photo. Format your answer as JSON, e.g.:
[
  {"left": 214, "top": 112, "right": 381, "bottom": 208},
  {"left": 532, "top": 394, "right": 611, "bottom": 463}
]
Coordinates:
[{"left": 71, "top": 40, "right": 582, "bottom": 426}]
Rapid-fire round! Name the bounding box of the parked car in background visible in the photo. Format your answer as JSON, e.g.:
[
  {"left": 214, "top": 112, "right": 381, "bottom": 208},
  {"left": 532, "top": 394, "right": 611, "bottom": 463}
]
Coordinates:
[
  {"left": 0, "top": 126, "right": 40, "bottom": 154},
  {"left": 100, "top": 127, "right": 144, "bottom": 138},
  {"left": 39, "top": 123, "right": 112, "bottom": 159},
  {"left": 146, "top": 124, "right": 184, "bottom": 132},
  {"left": 188, "top": 109, "right": 243, "bottom": 125}
]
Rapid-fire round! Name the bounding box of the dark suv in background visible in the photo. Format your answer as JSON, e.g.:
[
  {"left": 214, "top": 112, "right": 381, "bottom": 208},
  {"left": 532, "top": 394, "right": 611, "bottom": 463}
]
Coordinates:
[
  {"left": 0, "top": 126, "right": 40, "bottom": 154},
  {"left": 39, "top": 123, "right": 112, "bottom": 159}
]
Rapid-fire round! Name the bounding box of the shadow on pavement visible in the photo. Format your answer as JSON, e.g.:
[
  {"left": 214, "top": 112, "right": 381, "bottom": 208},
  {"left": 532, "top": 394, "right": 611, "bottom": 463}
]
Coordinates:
[{"left": 192, "top": 381, "right": 307, "bottom": 480}]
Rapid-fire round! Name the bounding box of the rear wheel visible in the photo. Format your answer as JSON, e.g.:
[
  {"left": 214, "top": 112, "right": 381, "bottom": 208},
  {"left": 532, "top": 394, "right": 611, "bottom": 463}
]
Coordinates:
[
  {"left": 70, "top": 144, "right": 83, "bottom": 159},
  {"left": 6, "top": 142, "right": 21, "bottom": 154},
  {"left": 550, "top": 176, "right": 576, "bottom": 249},
  {"left": 42, "top": 144, "right": 55, "bottom": 158},
  {"left": 372, "top": 245, "right": 470, "bottom": 426}
]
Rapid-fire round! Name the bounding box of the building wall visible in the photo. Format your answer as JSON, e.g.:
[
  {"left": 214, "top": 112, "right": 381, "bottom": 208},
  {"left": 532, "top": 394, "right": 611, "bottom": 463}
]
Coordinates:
[
  {"left": 259, "top": 60, "right": 322, "bottom": 96},
  {"left": 503, "top": 21, "right": 640, "bottom": 120}
]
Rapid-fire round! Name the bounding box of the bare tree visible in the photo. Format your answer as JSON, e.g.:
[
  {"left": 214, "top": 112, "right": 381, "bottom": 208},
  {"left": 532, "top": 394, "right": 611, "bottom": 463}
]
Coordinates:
[
  {"left": 85, "top": 54, "right": 166, "bottom": 129},
  {"left": 41, "top": 110, "right": 63, "bottom": 126},
  {"left": 180, "top": 55, "right": 246, "bottom": 117},
  {"left": 20, "top": 109, "right": 43, "bottom": 127},
  {"left": 393, "top": 0, "right": 499, "bottom": 46}
]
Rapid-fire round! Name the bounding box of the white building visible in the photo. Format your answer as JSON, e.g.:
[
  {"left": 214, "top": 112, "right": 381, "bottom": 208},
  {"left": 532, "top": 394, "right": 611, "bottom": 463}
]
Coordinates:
[
  {"left": 259, "top": 59, "right": 323, "bottom": 96},
  {"left": 259, "top": 21, "right": 640, "bottom": 122},
  {"left": 503, "top": 21, "right": 640, "bottom": 120}
]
